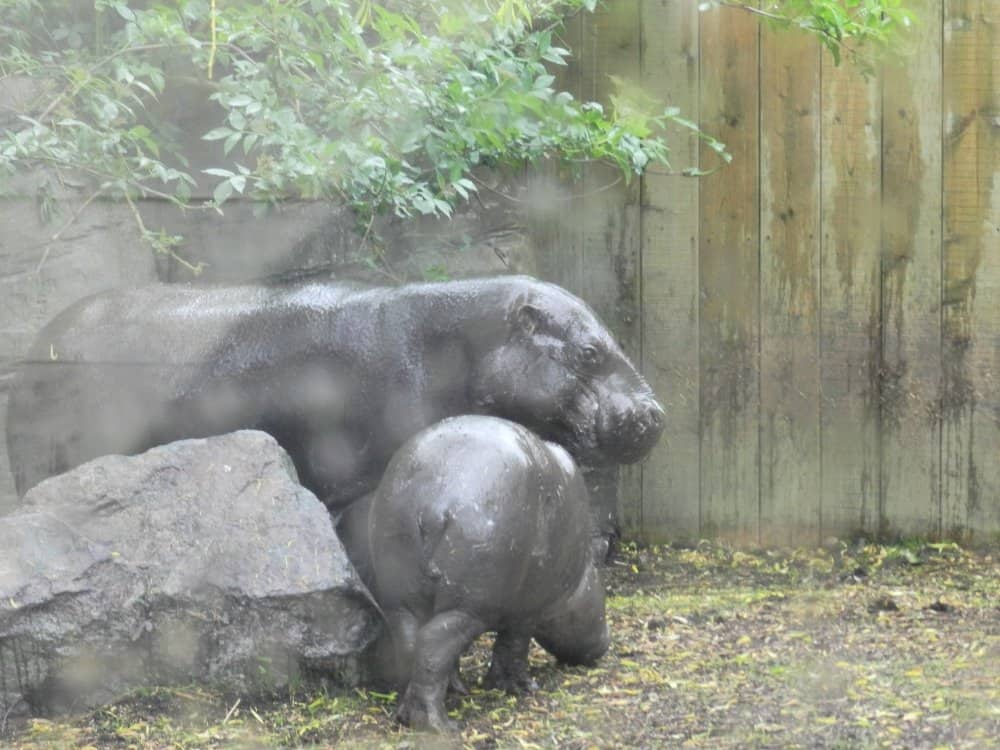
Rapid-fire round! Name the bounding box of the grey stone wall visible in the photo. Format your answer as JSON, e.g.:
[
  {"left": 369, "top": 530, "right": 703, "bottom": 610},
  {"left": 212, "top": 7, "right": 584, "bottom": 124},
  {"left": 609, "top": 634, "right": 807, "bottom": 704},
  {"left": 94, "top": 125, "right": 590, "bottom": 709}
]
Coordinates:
[{"left": 0, "top": 183, "right": 158, "bottom": 512}]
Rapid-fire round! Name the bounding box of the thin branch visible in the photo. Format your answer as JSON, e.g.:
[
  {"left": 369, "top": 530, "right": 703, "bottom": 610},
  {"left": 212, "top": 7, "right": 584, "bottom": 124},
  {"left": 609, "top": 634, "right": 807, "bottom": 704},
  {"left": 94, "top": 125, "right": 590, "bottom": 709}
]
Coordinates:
[
  {"left": 717, "top": 0, "right": 871, "bottom": 66},
  {"left": 35, "top": 185, "right": 105, "bottom": 273},
  {"left": 208, "top": 0, "right": 218, "bottom": 79},
  {"left": 35, "top": 43, "right": 175, "bottom": 124},
  {"left": 718, "top": 1, "right": 790, "bottom": 24},
  {"left": 469, "top": 171, "right": 623, "bottom": 203},
  {"left": 26, "top": 154, "right": 202, "bottom": 206},
  {"left": 124, "top": 192, "right": 206, "bottom": 276}
]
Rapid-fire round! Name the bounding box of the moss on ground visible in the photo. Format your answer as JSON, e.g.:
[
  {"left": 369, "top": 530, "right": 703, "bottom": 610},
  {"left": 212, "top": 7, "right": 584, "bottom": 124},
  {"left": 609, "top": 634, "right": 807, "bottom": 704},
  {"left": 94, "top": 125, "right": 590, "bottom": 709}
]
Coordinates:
[{"left": 4, "top": 540, "right": 998, "bottom": 749}]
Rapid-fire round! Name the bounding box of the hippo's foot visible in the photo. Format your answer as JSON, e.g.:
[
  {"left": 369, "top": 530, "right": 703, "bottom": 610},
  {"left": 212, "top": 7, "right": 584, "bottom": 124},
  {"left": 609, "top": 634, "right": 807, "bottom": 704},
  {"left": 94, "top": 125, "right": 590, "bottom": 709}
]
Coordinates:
[
  {"left": 448, "top": 667, "right": 469, "bottom": 696},
  {"left": 395, "top": 609, "right": 484, "bottom": 733},
  {"left": 483, "top": 631, "right": 537, "bottom": 694},
  {"left": 395, "top": 685, "right": 456, "bottom": 733},
  {"left": 591, "top": 532, "right": 614, "bottom": 566}
]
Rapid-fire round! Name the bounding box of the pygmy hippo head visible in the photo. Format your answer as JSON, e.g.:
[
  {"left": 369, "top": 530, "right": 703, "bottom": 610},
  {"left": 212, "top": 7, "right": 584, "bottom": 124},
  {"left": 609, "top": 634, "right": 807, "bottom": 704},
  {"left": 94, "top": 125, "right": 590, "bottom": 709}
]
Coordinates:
[{"left": 470, "top": 280, "right": 665, "bottom": 466}]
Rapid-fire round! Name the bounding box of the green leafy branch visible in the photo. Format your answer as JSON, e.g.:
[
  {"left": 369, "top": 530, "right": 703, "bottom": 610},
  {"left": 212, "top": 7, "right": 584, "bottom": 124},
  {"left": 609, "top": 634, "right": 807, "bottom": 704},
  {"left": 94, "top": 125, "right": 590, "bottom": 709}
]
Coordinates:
[
  {"left": 0, "top": 0, "right": 912, "bottom": 255},
  {"left": 704, "top": 0, "right": 914, "bottom": 72}
]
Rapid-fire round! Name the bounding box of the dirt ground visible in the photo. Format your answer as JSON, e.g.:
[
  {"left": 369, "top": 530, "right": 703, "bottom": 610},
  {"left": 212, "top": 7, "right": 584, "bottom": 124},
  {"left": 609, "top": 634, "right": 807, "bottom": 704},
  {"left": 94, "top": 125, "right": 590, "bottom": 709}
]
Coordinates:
[{"left": 5, "top": 540, "right": 999, "bottom": 749}]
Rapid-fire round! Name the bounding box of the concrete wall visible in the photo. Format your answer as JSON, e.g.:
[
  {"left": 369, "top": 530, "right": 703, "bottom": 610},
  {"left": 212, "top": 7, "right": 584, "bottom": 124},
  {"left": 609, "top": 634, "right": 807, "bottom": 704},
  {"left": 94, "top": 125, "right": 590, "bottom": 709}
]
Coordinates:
[{"left": 0, "top": 180, "right": 158, "bottom": 511}]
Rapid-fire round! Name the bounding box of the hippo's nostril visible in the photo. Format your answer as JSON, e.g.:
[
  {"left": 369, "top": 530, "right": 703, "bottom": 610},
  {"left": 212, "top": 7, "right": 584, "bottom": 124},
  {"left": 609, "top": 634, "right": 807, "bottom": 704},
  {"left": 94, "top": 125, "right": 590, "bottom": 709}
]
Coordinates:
[{"left": 646, "top": 401, "right": 665, "bottom": 431}]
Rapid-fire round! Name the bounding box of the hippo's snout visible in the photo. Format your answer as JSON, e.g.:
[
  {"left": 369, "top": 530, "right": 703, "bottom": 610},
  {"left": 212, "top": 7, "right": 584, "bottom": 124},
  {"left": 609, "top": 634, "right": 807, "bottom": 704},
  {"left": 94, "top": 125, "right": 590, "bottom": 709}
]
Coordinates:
[
  {"left": 534, "top": 562, "right": 610, "bottom": 666},
  {"left": 599, "top": 397, "right": 665, "bottom": 464},
  {"left": 638, "top": 399, "right": 666, "bottom": 434},
  {"left": 537, "top": 621, "right": 610, "bottom": 667}
]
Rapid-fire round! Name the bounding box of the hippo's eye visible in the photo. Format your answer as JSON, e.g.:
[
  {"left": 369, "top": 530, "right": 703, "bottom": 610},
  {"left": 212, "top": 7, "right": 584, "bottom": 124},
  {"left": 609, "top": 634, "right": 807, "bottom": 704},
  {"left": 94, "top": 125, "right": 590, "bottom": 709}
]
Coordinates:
[{"left": 579, "top": 344, "right": 604, "bottom": 368}]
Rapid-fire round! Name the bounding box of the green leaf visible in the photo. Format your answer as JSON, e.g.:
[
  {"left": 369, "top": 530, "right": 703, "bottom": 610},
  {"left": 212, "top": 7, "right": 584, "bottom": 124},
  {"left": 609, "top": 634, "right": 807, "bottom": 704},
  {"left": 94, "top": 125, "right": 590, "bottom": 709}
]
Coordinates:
[
  {"left": 113, "top": 2, "right": 137, "bottom": 23},
  {"left": 213, "top": 179, "right": 234, "bottom": 205},
  {"left": 223, "top": 131, "right": 242, "bottom": 156},
  {"left": 202, "top": 128, "right": 234, "bottom": 142}
]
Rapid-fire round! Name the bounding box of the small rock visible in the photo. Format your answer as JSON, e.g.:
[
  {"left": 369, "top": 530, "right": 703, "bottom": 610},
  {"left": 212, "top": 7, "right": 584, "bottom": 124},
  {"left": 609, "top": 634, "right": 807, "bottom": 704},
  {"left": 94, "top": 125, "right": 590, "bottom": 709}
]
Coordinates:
[
  {"left": 868, "top": 595, "right": 899, "bottom": 613},
  {"left": 841, "top": 566, "right": 869, "bottom": 584}
]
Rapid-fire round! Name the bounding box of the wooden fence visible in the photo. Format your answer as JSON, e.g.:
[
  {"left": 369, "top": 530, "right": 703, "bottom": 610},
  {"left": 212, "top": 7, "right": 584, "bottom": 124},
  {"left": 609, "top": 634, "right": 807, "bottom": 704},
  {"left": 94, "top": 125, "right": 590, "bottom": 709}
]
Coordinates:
[{"left": 533, "top": 0, "right": 999, "bottom": 546}]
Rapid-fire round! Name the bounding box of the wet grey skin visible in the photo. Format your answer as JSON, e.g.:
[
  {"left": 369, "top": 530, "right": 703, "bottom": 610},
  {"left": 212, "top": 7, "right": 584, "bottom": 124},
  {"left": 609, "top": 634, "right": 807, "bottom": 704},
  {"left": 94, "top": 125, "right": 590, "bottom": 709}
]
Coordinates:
[
  {"left": 340, "top": 415, "right": 610, "bottom": 732},
  {"left": 7, "top": 276, "right": 664, "bottom": 508}
]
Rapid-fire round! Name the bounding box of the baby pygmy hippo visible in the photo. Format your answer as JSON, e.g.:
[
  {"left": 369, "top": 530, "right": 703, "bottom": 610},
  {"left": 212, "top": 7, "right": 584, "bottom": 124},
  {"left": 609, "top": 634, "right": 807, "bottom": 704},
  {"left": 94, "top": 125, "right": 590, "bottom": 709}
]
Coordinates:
[{"left": 339, "top": 415, "right": 609, "bottom": 731}]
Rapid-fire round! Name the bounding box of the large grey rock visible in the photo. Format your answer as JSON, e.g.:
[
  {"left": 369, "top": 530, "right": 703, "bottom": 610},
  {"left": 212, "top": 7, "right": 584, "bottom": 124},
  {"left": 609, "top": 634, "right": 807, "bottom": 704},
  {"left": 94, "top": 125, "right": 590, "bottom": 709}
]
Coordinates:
[{"left": 0, "top": 430, "right": 379, "bottom": 717}]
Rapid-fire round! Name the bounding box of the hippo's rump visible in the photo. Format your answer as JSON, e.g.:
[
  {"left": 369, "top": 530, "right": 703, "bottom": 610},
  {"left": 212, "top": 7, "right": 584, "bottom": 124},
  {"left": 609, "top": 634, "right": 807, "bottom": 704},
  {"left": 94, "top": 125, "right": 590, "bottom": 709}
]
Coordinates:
[{"left": 368, "top": 416, "right": 594, "bottom": 626}]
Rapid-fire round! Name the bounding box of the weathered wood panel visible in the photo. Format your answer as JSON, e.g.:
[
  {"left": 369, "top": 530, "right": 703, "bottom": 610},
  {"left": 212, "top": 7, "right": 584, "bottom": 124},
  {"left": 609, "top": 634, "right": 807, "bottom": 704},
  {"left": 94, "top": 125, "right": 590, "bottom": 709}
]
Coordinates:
[
  {"left": 532, "top": 11, "right": 585, "bottom": 294},
  {"left": 536, "top": 0, "right": 1000, "bottom": 546},
  {"left": 698, "top": 8, "right": 760, "bottom": 544},
  {"left": 586, "top": 1, "right": 644, "bottom": 540},
  {"left": 758, "top": 24, "right": 822, "bottom": 546},
  {"left": 638, "top": 0, "right": 701, "bottom": 542},
  {"left": 530, "top": 3, "right": 643, "bottom": 541},
  {"left": 942, "top": 0, "right": 1000, "bottom": 541},
  {"left": 880, "top": 0, "right": 943, "bottom": 538},
  {"left": 818, "top": 58, "right": 883, "bottom": 540}
]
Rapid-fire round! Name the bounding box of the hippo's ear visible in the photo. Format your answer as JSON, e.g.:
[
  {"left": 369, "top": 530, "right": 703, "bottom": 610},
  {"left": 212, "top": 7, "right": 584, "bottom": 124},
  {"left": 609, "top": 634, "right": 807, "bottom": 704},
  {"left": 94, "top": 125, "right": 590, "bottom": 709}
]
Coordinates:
[{"left": 515, "top": 304, "right": 542, "bottom": 335}]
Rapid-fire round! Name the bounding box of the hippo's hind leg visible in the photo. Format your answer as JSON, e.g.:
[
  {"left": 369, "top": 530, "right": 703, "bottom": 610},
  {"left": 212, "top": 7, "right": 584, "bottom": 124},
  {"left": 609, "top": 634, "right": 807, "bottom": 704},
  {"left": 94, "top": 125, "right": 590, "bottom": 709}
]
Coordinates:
[
  {"left": 483, "top": 630, "right": 538, "bottom": 694},
  {"left": 368, "top": 608, "right": 420, "bottom": 690},
  {"left": 396, "top": 610, "right": 484, "bottom": 732},
  {"left": 448, "top": 660, "right": 469, "bottom": 696}
]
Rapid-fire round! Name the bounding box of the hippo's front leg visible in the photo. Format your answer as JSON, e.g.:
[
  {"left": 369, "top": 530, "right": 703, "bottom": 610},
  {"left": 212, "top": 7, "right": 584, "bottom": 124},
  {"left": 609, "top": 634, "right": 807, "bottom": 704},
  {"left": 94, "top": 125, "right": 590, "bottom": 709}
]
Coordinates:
[
  {"left": 483, "top": 630, "right": 537, "bottom": 693},
  {"left": 396, "top": 610, "right": 485, "bottom": 732}
]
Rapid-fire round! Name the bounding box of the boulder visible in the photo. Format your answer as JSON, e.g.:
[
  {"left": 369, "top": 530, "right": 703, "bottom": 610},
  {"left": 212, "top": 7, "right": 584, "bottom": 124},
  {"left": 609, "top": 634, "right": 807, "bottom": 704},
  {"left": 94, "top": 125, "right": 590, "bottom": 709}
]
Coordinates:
[{"left": 0, "top": 430, "right": 379, "bottom": 717}]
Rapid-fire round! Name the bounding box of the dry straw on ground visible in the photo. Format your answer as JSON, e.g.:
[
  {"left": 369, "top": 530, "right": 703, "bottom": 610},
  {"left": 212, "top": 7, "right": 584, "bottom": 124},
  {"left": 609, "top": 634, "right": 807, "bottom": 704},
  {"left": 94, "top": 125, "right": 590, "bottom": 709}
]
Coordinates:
[{"left": 6, "top": 540, "right": 999, "bottom": 749}]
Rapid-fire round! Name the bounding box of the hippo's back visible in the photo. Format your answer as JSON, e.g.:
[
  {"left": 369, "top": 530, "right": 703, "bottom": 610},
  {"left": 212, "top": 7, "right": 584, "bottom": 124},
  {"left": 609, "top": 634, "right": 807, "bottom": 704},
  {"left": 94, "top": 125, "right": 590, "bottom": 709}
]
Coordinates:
[
  {"left": 368, "top": 415, "right": 593, "bottom": 626},
  {"left": 5, "top": 280, "right": 375, "bottom": 496}
]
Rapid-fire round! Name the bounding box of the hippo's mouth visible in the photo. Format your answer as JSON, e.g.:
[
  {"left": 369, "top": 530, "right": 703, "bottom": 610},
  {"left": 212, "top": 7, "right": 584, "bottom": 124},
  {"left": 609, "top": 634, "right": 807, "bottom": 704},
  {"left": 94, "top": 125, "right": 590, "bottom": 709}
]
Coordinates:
[
  {"left": 538, "top": 409, "right": 602, "bottom": 467},
  {"left": 540, "top": 421, "right": 588, "bottom": 457},
  {"left": 555, "top": 391, "right": 664, "bottom": 466},
  {"left": 470, "top": 391, "right": 605, "bottom": 466},
  {"left": 598, "top": 439, "right": 655, "bottom": 465}
]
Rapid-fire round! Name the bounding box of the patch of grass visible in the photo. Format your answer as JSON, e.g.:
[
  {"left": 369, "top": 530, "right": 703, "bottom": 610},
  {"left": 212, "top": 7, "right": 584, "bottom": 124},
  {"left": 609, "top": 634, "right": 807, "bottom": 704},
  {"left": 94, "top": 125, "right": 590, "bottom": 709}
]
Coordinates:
[{"left": 3, "top": 540, "right": 998, "bottom": 749}]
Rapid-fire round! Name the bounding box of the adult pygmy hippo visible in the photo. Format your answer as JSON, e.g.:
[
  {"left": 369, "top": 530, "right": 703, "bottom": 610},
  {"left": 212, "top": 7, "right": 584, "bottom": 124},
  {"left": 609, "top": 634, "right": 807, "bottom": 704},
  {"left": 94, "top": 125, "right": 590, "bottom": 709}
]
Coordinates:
[
  {"left": 342, "top": 415, "right": 609, "bottom": 732},
  {"left": 7, "top": 276, "right": 664, "bottom": 507}
]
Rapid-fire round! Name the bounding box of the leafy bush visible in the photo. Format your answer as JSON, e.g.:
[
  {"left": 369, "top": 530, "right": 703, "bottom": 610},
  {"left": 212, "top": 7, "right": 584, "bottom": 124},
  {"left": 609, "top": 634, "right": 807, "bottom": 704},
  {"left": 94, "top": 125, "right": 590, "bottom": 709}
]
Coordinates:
[{"left": 0, "top": 1, "right": 910, "bottom": 235}]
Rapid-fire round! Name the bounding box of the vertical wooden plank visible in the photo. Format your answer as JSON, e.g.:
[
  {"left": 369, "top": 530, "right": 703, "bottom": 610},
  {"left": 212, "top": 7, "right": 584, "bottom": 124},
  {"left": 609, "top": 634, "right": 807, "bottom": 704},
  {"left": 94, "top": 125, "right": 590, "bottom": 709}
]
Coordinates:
[
  {"left": 942, "top": 0, "right": 1000, "bottom": 542},
  {"left": 819, "top": 56, "right": 883, "bottom": 540},
  {"left": 638, "top": 0, "right": 701, "bottom": 543},
  {"left": 582, "top": 1, "right": 643, "bottom": 541},
  {"left": 575, "top": 0, "right": 642, "bottom": 355},
  {"left": 880, "top": 0, "right": 943, "bottom": 538},
  {"left": 534, "top": 4, "right": 643, "bottom": 543},
  {"left": 532, "top": 10, "right": 586, "bottom": 295},
  {"left": 759, "top": 26, "right": 822, "bottom": 546},
  {"left": 698, "top": 7, "right": 760, "bottom": 545}
]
